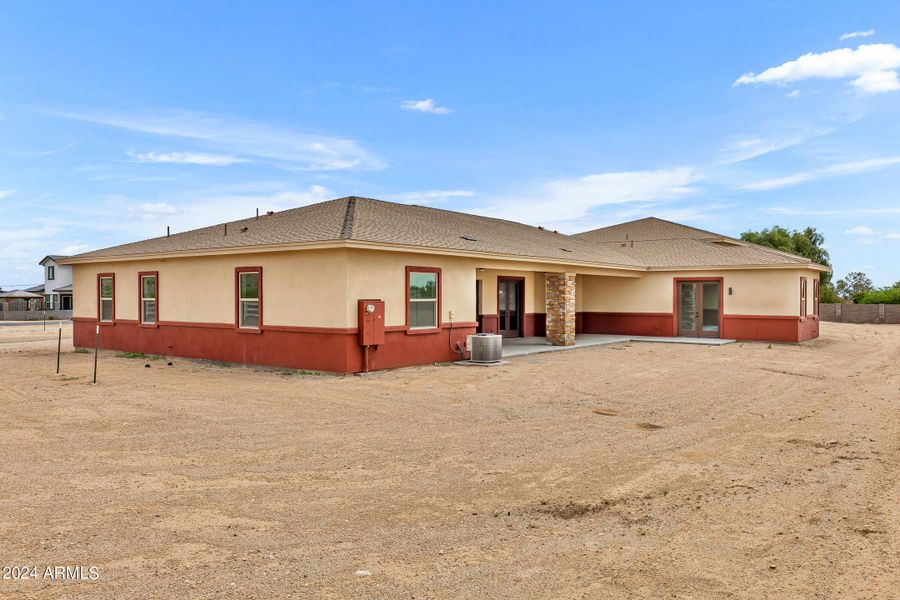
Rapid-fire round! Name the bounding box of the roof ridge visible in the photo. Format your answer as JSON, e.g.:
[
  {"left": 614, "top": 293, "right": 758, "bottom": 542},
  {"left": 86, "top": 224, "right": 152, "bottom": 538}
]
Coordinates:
[
  {"left": 576, "top": 215, "right": 722, "bottom": 239},
  {"left": 340, "top": 197, "right": 357, "bottom": 239},
  {"left": 350, "top": 195, "right": 573, "bottom": 236}
]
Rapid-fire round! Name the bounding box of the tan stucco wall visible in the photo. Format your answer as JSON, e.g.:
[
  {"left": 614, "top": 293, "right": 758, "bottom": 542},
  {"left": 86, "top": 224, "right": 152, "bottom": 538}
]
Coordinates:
[
  {"left": 578, "top": 268, "right": 821, "bottom": 316},
  {"left": 71, "top": 244, "right": 823, "bottom": 330},
  {"left": 475, "top": 269, "right": 542, "bottom": 315},
  {"left": 73, "top": 249, "right": 350, "bottom": 327},
  {"left": 345, "top": 249, "right": 479, "bottom": 327}
]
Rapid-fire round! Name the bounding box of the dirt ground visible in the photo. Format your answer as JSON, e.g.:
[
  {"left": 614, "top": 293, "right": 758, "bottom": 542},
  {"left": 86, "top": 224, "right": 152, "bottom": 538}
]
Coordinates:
[{"left": 0, "top": 322, "right": 897, "bottom": 599}]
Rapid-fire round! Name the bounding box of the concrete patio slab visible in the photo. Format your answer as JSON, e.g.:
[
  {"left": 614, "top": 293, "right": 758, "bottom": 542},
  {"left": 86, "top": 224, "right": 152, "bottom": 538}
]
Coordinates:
[{"left": 501, "top": 333, "right": 734, "bottom": 358}]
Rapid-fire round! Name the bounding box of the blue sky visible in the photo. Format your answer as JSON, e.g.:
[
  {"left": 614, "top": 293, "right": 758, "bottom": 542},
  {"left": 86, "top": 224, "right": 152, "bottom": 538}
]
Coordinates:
[{"left": 2, "top": 1, "right": 899, "bottom": 287}]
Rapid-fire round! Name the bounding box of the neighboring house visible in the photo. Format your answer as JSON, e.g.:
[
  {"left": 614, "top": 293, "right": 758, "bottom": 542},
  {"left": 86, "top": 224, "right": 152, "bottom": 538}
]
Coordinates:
[
  {"left": 60, "top": 197, "right": 828, "bottom": 373},
  {"left": 39, "top": 255, "right": 73, "bottom": 310},
  {"left": 0, "top": 290, "right": 44, "bottom": 312}
]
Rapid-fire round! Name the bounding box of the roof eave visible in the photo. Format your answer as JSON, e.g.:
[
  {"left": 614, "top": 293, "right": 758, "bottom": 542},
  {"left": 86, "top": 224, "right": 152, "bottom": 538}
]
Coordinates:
[
  {"left": 646, "top": 262, "right": 830, "bottom": 272},
  {"left": 59, "top": 239, "right": 648, "bottom": 272}
]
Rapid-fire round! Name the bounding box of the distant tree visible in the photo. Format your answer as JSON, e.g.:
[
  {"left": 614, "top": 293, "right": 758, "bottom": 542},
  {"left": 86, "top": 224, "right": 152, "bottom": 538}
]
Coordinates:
[
  {"left": 819, "top": 283, "right": 841, "bottom": 304},
  {"left": 740, "top": 226, "right": 832, "bottom": 287},
  {"left": 834, "top": 271, "right": 874, "bottom": 302}
]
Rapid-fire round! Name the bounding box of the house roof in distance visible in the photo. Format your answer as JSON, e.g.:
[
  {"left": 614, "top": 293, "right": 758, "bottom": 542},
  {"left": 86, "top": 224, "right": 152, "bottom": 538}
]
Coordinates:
[
  {"left": 39, "top": 255, "right": 71, "bottom": 266},
  {"left": 574, "top": 217, "right": 820, "bottom": 269},
  {"left": 64, "top": 198, "right": 827, "bottom": 271},
  {"left": 0, "top": 290, "right": 43, "bottom": 299}
]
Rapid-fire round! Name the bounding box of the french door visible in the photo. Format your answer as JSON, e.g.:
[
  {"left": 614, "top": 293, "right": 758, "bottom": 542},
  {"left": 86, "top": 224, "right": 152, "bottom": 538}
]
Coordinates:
[
  {"left": 498, "top": 277, "right": 524, "bottom": 337},
  {"left": 677, "top": 280, "right": 721, "bottom": 338}
]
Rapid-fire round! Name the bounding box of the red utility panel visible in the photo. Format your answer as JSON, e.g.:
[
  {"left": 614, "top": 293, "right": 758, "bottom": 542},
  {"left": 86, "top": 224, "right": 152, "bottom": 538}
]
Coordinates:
[{"left": 358, "top": 299, "right": 385, "bottom": 346}]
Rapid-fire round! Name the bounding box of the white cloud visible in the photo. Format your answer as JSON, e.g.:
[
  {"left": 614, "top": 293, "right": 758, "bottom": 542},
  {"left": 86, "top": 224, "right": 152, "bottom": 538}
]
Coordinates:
[
  {"left": 393, "top": 190, "right": 474, "bottom": 203},
  {"left": 401, "top": 99, "right": 453, "bottom": 114},
  {"left": 846, "top": 225, "right": 875, "bottom": 235},
  {"left": 885, "top": 231, "right": 900, "bottom": 239},
  {"left": 786, "top": 89, "right": 801, "bottom": 98},
  {"left": 734, "top": 43, "right": 900, "bottom": 94},
  {"left": 840, "top": 30, "right": 875, "bottom": 41},
  {"left": 850, "top": 69, "right": 900, "bottom": 92},
  {"left": 740, "top": 156, "right": 900, "bottom": 191},
  {"left": 56, "top": 109, "right": 385, "bottom": 171},
  {"left": 767, "top": 206, "right": 900, "bottom": 217},
  {"left": 133, "top": 185, "right": 334, "bottom": 232},
  {"left": 131, "top": 151, "right": 248, "bottom": 166},
  {"left": 135, "top": 202, "right": 181, "bottom": 219},
  {"left": 717, "top": 127, "right": 835, "bottom": 164},
  {"left": 0, "top": 189, "right": 13, "bottom": 199},
  {"left": 476, "top": 167, "right": 702, "bottom": 230},
  {"left": 56, "top": 244, "right": 91, "bottom": 255}
]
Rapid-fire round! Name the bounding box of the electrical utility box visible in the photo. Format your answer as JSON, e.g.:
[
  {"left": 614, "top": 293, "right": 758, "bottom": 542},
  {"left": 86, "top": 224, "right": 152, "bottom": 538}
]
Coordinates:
[{"left": 357, "top": 299, "right": 385, "bottom": 346}]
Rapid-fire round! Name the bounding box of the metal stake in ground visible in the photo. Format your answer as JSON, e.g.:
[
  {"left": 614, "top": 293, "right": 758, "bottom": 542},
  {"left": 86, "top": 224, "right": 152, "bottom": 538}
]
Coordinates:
[
  {"left": 93, "top": 325, "right": 100, "bottom": 384},
  {"left": 56, "top": 326, "right": 62, "bottom": 374}
]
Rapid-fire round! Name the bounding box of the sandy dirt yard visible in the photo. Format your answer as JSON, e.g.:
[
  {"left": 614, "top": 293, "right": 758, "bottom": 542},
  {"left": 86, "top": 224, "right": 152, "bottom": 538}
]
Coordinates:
[{"left": 0, "top": 322, "right": 897, "bottom": 599}]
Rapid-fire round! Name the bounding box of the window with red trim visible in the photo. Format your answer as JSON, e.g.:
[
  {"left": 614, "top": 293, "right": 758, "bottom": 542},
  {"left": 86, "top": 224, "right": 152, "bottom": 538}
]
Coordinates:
[
  {"left": 236, "top": 267, "right": 262, "bottom": 329},
  {"left": 140, "top": 273, "right": 157, "bottom": 324},
  {"left": 98, "top": 274, "right": 115, "bottom": 322},
  {"left": 407, "top": 267, "right": 441, "bottom": 330},
  {"left": 800, "top": 277, "right": 807, "bottom": 318},
  {"left": 813, "top": 279, "right": 819, "bottom": 317}
]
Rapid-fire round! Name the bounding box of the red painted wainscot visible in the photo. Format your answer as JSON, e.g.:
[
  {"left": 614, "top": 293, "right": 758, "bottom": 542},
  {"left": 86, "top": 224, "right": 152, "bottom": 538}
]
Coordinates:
[
  {"left": 722, "top": 315, "right": 819, "bottom": 343},
  {"left": 573, "top": 312, "right": 820, "bottom": 343},
  {"left": 73, "top": 318, "right": 476, "bottom": 374},
  {"left": 576, "top": 312, "right": 675, "bottom": 337}
]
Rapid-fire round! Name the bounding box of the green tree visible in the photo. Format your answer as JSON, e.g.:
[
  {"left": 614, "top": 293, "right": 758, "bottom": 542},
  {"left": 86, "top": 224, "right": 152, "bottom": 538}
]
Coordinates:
[
  {"left": 834, "top": 271, "right": 874, "bottom": 302},
  {"left": 856, "top": 287, "right": 900, "bottom": 304},
  {"left": 740, "top": 226, "right": 832, "bottom": 286}
]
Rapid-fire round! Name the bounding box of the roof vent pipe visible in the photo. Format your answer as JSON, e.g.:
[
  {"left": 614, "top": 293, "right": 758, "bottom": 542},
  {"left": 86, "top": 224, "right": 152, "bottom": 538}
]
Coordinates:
[
  {"left": 167, "top": 226, "right": 170, "bottom": 238},
  {"left": 224, "top": 223, "right": 228, "bottom": 236},
  {"left": 256, "top": 208, "right": 259, "bottom": 220}
]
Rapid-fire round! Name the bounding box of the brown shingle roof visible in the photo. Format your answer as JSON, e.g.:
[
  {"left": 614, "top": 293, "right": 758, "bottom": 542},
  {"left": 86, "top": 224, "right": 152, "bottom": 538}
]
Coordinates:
[
  {"left": 69, "top": 197, "right": 643, "bottom": 267},
  {"left": 574, "top": 217, "right": 816, "bottom": 268},
  {"left": 67, "top": 201, "right": 824, "bottom": 271}
]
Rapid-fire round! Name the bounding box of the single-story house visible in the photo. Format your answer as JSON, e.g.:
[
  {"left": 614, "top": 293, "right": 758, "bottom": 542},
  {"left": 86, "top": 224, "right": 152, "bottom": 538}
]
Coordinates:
[{"left": 61, "top": 196, "right": 827, "bottom": 373}]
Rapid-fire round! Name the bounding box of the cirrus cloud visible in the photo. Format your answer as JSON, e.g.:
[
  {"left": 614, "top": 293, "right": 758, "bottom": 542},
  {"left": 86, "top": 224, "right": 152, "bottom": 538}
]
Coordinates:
[
  {"left": 131, "top": 151, "right": 248, "bottom": 166},
  {"left": 476, "top": 167, "right": 703, "bottom": 230},
  {"left": 54, "top": 109, "right": 386, "bottom": 171},
  {"left": 840, "top": 30, "right": 874, "bottom": 41}
]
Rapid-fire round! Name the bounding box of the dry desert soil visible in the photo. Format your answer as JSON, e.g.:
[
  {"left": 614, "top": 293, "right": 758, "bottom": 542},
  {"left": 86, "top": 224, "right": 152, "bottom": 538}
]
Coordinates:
[{"left": 0, "top": 322, "right": 898, "bottom": 599}]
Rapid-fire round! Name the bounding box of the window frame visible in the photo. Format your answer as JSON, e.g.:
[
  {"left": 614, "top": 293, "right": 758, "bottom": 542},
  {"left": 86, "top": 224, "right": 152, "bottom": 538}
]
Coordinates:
[
  {"left": 813, "top": 279, "right": 819, "bottom": 317},
  {"left": 138, "top": 271, "right": 159, "bottom": 327},
  {"left": 800, "top": 277, "right": 808, "bottom": 319},
  {"left": 97, "top": 273, "right": 116, "bottom": 325},
  {"left": 47, "top": 265, "right": 55, "bottom": 281},
  {"left": 405, "top": 266, "right": 441, "bottom": 334},
  {"left": 234, "top": 266, "right": 263, "bottom": 333}
]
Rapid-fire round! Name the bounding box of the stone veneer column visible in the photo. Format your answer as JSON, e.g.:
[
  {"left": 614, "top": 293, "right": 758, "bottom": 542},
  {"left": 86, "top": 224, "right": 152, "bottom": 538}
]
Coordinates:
[{"left": 545, "top": 272, "right": 576, "bottom": 346}]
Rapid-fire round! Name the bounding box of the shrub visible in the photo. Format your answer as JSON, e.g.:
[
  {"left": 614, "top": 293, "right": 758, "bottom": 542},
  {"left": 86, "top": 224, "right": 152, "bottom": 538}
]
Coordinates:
[{"left": 856, "top": 287, "right": 900, "bottom": 304}]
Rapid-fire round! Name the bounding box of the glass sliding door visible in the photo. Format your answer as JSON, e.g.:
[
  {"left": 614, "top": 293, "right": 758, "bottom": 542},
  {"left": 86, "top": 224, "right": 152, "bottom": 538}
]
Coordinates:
[
  {"left": 498, "top": 278, "right": 524, "bottom": 337},
  {"left": 701, "top": 282, "right": 720, "bottom": 337},
  {"left": 678, "top": 280, "right": 721, "bottom": 338},
  {"left": 678, "top": 282, "right": 698, "bottom": 336}
]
